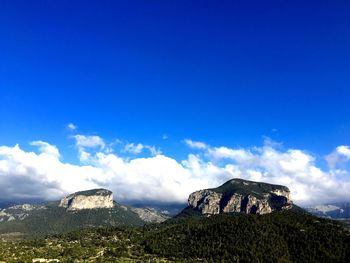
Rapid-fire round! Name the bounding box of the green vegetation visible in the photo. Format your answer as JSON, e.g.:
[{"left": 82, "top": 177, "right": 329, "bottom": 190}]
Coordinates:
[
  {"left": 0, "top": 204, "right": 145, "bottom": 238},
  {"left": 210, "top": 178, "right": 289, "bottom": 199},
  {"left": 64, "top": 188, "right": 112, "bottom": 197},
  {"left": 0, "top": 210, "right": 349, "bottom": 262}
]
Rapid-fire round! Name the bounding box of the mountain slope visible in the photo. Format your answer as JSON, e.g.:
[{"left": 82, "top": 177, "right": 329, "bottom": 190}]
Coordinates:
[
  {"left": 0, "top": 189, "right": 168, "bottom": 238},
  {"left": 142, "top": 210, "right": 350, "bottom": 262},
  {"left": 0, "top": 210, "right": 349, "bottom": 262}
]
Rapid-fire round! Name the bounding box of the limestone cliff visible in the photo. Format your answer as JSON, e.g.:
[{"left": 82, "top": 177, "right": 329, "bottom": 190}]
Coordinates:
[
  {"left": 188, "top": 178, "right": 293, "bottom": 215},
  {"left": 59, "top": 189, "right": 114, "bottom": 211}
]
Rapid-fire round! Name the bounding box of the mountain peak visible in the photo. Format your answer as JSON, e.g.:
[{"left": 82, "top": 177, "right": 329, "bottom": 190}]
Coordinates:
[
  {"left": 187, "top": 178, "right": 293, "bottom": 215},
  {"left": 59, "top": 188, "right": 114, "bottom": 211}
]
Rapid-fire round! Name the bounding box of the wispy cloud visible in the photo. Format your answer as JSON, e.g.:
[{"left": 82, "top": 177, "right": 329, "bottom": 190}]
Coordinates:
[
  {"left": 184, "top": 139, "right": 208, "bottom": 150},
  {"left": 124, "top": 142, "right": 162, "bottom": 156},
  {"left": 67, "top": 123, "right": 77, "bottom": 131},
  {"left": 124, "top": 143, "right": 144, "bottom": 154}
]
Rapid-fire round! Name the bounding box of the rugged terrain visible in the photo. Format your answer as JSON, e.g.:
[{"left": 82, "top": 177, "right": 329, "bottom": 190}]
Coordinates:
[
  {"left": 186, "top": 178, "right": 293, "bottom": 215},
  {"left": 0, "top": 180, "right": 349, "bottom": 262},
  {"left": 59, "top": 189, "right": 114, "bottom": 211},
  {"left": 0, "top": 189, "right": 168, "bottom": 238},
  {"left": 306, "top": 202, "right": 350, "bottom": 219},
  {"left": 0, "top": 210, "right": 349, "bottom": 262}
]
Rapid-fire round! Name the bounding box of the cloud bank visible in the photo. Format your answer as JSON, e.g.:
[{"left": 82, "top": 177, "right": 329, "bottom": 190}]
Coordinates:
[{"left": 0, "top": 135, "right": 349, "bottom": 206}]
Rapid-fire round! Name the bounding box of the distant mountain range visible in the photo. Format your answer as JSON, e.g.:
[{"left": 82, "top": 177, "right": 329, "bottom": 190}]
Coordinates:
[{"left": 305, "top": 202, "right": 350, "bottom": 220}]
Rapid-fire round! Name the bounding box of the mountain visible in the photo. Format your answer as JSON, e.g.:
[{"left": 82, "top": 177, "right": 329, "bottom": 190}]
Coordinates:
[
  {"left": 182, "top": 178, "right": 294, "bottom": 216},
  {"left": 1, "top": 205, "right": 349, "bottom": 262},
  {"left": 306, "top": 202, "right": 350, "bottom": 219},
  {"left": 0, "top": 189, "right": 169, "bottom": 238},
  {"left": 0, "top": 181, "right": 349, "bottom": 262},
  {"left": 59, "top": 188, "right": 114, "bottom": 210}
]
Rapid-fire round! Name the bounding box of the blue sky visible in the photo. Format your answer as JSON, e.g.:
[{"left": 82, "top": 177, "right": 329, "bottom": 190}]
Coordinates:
[{"left": 0, "top": 1, "right": 350, "bottom": 204}]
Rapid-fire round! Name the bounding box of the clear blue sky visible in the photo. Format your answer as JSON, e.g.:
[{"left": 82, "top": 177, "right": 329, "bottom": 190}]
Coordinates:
[{"left": 1, "top": 0, "right": 350, "bottom": 160}]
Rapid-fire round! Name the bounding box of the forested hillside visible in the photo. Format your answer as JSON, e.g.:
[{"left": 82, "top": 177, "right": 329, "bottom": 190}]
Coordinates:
[{"left": 1, "top": 210, "right": 349, "bottom": 262}]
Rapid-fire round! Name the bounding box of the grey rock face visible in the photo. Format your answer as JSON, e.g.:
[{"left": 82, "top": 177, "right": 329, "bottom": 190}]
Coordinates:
[
  {"left": 188, "top": 179, "right": 293, "bottom": 215},
  {"left": 59, "top": 189, "right": 114, "bottom": 211},
  {"left": 0, "top": 204, "right": 46, "bottom": 222},
  {"left": 305, "top": 203, "right": 350, "bottom": 219},
  {"left": 131, "top": 207, "right": 169, "bottom": 223}
]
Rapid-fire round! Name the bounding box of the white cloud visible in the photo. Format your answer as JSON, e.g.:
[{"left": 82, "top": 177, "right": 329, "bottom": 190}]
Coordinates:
[
  {"left": 30, "top": 141, "right": 60, "bottom": 158},
  {"left": 124, "top": 143, "right": 161, "bottom": 156},
  {"left": 145, "top": 145, "right": 162, "bottom": 156},
  {"left": 208, "top": 146, "right": 256, "bottom": 164},
  {"left": 326, "top": 145, "right": 350, "bottom": 168},
  {"left": 74, "top": 135, "right": 105, "bottom": 149},
  {"left": 67, "top": 123, "right": 77, "bottom": 131},
  {"left": 73, "top": 135, "right": 105, "bottom": 162},
  {"left": 184, "top": 139, "right": 208, "bottom": 150},
  {"left": 0, "top": 138, "right": 349, "bottom": 206},
  {"left": 124, "top": 143, "right": 144, "bottom": 154}
]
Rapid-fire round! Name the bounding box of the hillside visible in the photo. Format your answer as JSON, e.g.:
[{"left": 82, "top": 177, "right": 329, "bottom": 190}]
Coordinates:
[
  {"left": 0, "top": 189, "right": 168, "bottom": 238},
  {"left": 0, "top": 210, "right": 349, "bottom": 262}
]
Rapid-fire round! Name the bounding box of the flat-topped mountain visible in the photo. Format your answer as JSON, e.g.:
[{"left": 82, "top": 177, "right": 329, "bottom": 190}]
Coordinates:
[
  {"left": 0, "top": 189, "right": 169, "bottom": 237},
  {"left": 59, "top": 189, "right": 114, "bottom": 211},
  {"left": 186, "top": 178, "right": 293, "bottom": 215}
]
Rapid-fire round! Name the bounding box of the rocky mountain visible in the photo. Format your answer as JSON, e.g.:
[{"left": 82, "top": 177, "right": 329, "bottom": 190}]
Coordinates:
[
  {"left": 184, "top": 178, "right": 294, "bottom": 216},
  {"left": 131, "top": 207, "right": 169, "bottom": 223},
  {"left": 306, "top": 202, "right": 350, "bottom": 219},
  {"left": 0, "top": 189, "right": 169, "bottom": 238},
  {"left": 0, "top": 204, "right": 46, "bottom": 222},
  {"left": 59, "top": 189, "right": 114, "bottom": 211}
]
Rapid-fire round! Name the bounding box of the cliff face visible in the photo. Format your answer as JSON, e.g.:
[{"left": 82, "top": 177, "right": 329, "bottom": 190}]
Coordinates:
[
  {"left": 188, "top": 179, "right": 293, "bottom": 215},
  {"left": 59, "top": 189, "right": 114, "bottom": 211}
]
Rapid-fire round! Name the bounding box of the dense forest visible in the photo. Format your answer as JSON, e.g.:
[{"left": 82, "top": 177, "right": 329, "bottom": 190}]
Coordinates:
[{"left": 0, "top": 210, "right": 349, "bottom": 262}]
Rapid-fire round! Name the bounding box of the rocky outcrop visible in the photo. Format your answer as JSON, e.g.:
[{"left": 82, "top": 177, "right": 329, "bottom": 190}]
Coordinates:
[
  {"left": 131, "top": 207, "right": 169, "bottom": 223},
  {"left": 188, "top": 178, "right": 293, "bottom": 215},
  {"left": 0, "top": 204, "right": 46, "bottom": 222},
  {"left": 59, "top": 189, "right": 114, "bottom": 211}
]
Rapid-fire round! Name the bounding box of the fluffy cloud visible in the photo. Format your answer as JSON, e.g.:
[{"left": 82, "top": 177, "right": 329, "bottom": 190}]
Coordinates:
[
  {"left": 326, "top": 145, "right": 350, "bottom": 168},
  {"left": 74, "top": 135, "right": 105, "bottom": 149},
  {"left": 0, "top": 137, "right": 349, "bottom": 206},
  {"left": 30, "top": 141, "right": 60, "bottom": 158},
  {"left": 73, "top": 135, "right": 105, "bottom": 162},
  {"left": 0, "top": 143, "right": 216, "bottom": 203}
]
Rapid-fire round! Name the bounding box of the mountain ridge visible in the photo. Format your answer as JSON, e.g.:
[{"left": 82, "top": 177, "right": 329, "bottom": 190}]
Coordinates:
[
  {"left": 0, "top": 188, "right": 169, "bottom": 238},
  {"left": 184, "top": 178, "right": 293, "bottom": 216}
]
